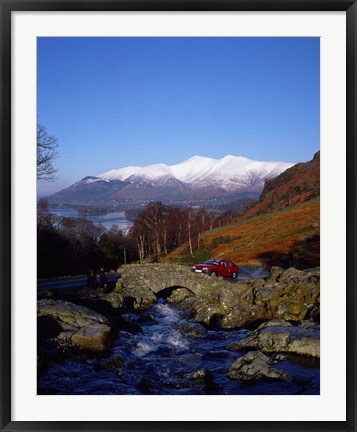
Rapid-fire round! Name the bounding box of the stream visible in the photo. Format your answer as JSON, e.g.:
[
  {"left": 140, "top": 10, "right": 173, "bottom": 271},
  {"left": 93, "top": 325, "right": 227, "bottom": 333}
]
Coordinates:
[{"left": 38, "top": 299, "right": 319, "bottom": 395}]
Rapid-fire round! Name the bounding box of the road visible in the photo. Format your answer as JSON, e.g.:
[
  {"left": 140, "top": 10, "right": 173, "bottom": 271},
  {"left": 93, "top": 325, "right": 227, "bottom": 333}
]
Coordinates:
[
  {"left": 37, "top": 274, "right": 120, "bottom": 291},
  {"left": 37, "top": 266, "right": 268, "bottom": 291},
  {"left": 237, "top": 265, "right": 269, "bottom": 280}
]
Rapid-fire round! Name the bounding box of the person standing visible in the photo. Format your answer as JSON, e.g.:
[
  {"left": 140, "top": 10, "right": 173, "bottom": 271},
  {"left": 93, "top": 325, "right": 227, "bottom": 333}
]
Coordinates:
[
  {"left": 99, "top": 268, "right": 107, "bottom": 292},
  {"left": 287, "top": 251, "right": 294, "bottom": 268},
  {"left": 86, "top": 269, "right": 96, "bottom": 297}
]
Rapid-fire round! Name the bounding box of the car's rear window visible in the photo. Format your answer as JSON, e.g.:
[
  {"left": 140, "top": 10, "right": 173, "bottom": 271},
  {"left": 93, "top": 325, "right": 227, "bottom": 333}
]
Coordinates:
[{"left": 204, "top": 260, "right": 220, "bottom": 266}]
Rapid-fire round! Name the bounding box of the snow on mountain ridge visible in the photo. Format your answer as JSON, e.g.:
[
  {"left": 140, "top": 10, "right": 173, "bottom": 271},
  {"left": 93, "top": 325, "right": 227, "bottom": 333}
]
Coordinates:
[
  {"left": 98, "top": 155, "right": 294, "bottom": 187},
  {"left": 170, "top": 156, "right": 217, "bottom": 183},
  {"left": 101, "top": 166, "right": 140, "bottom": 181}
]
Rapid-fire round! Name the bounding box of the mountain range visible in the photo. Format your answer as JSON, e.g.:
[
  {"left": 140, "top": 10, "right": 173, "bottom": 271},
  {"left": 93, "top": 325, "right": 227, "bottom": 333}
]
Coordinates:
[{"left": 48, "top": 155, "right": 294, "bottom": 205}]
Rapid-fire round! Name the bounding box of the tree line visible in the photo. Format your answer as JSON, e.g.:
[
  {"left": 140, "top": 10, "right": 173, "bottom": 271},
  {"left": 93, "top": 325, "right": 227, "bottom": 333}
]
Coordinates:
[
  {"left": 130, "top": 201, "right": 235, "bottom": 262},
  {"left": 37, "top": 200, "right": 236, "bottom": 278}
]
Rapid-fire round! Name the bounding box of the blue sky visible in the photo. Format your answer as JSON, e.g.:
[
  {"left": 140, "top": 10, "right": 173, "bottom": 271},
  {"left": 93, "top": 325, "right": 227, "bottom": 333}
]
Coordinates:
[{"left": 37, "top": 37, "right": 320, "bottom": 196}]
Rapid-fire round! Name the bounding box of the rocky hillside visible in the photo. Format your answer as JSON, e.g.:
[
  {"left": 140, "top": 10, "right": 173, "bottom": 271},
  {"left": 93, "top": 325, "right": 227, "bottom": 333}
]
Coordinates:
[{"left": 243, "top": 151, "right": 320, "bottom": 218}]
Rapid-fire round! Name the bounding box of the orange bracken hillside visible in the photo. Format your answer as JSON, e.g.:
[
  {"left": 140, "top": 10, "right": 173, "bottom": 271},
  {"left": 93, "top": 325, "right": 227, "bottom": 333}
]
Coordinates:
[
  {"left": 166, "top": 199, "right": 319, "bottom": 269},
  {"left": 166, "top": 151, "right": 320, "bottom": 269}
]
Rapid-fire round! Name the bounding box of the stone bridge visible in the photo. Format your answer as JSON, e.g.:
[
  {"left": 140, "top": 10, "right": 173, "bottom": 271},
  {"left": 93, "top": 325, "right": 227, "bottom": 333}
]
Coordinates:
[
  {"left": 116, "top": 263, "right": 231, "bottom": 307},
  {"left": 115, "top": 263, "right": 320, "bottom": 330}
]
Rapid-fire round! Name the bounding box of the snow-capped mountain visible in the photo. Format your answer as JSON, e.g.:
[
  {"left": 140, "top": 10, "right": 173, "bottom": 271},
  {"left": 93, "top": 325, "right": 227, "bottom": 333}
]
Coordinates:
[
  {"left": 98, "top": 155, "right": 293, "bottom": 191},
  {"left": 49, "top": 155, "right": 294, "bottom": 205}
]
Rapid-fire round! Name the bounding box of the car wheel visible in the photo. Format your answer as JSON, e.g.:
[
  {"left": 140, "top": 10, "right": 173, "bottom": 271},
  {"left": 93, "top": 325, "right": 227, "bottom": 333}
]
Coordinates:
[
  {"left": 232, "top": 272, "right": 238, "bottom": 279},
  {"left": 211, "top": 271, "right": 217, "bottom": 277}
]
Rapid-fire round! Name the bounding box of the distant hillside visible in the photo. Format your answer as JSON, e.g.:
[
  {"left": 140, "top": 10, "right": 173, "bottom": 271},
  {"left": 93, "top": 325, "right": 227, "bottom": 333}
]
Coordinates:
[
  {"left": 216, "top": 192, "right": 259, "bottom": 213},
  {"left": 48, "top": 177, "right": 129, "bottom": 205}
]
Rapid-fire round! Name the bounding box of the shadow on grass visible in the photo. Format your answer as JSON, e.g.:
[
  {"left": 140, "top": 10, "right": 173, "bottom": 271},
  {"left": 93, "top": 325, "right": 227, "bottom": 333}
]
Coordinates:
[{"left": 256, "top": 234, "right": 320, "bottom": 270}]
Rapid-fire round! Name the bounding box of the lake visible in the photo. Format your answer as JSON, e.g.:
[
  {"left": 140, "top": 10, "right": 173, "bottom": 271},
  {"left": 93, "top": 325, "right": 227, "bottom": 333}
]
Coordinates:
[{"left": 49, "top": 208, "right": 133, "bottom": 232}]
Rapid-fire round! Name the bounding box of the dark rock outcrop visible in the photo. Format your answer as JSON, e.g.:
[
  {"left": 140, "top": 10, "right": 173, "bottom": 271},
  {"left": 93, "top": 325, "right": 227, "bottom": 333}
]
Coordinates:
[
  {"left": 71, "top": 323, "right": 111, "bottom": 352},
  {"left": 227, "top": 351, "right": 290, "bottom": 381},
  {"left": 177, "top": 323, "right": 206, "bottom": 337},
  {"left": 230, "top": 322, "right": 320, "bottom": 358},
  {"left": 220, "top": 303, "right": 267, "bottom": 329},
  {"left": 187, "top": 368, "right": 207, "bottom": 380},
  {"left": 98, "top": 354, "right": 125, "bottom": 371},
  {"left": 37, "top": 299, "right": 112, "bottom": 352}
]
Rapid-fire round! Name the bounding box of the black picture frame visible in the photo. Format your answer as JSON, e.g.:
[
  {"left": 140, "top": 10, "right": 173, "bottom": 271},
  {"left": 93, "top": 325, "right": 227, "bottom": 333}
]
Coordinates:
[{"left": 1, "top": 1, "right": 356, "bottom": 431}]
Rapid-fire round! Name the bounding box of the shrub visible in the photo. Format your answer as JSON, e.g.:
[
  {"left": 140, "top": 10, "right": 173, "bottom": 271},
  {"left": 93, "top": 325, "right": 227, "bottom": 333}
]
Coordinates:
[
  {"left": 210, "top": 236, "right": 234, "bottom": 250},
  {"left": 179, "top": 249, "right": 211, "bottom": 264}
]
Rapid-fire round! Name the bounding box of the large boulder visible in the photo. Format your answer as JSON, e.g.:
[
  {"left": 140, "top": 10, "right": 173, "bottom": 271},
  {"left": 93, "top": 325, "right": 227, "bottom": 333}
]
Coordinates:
[
  {"left": 220, "top": 303, "right": 269, "bottom": 329},
  {"left": 274, "top": 302, "right": 308, "bottom": 321},
  {"left": 37, "top": 299, "right": 109, "bottom": 329},
  {"left": 37, "top": 299, "right": 112, "bottom": 352},
  {"left": 219, "top": 282, "right": 254, "bottom": 310},
  {"left": 177, "top": 323, "right": 206, "bottom": 337},
  {"left": 259, "top": 267, "right": 320, "bottom": 322},
  {"left": 227, "top": 351, "right": 289, "bottom": 381},
  {"left": 254, "top": 287, "right": 274, "bottom": 306},
  {"left": 104, "top": 292, "right": 124, "bottom": 309},
  {"left": 279, "top": 267, "right": 307, "bottom": 284},
  {"left": 194, "top": 300, "right": 225, "bottom": 326},
  {"left": 266, "top": 266, "right": 284, "bottom": 285},
  {"left": 71, "top": 323, "right": 111, "bottom": 351},
  {"left": 230, "top": 323, "right": 320, "bottom": 358}
]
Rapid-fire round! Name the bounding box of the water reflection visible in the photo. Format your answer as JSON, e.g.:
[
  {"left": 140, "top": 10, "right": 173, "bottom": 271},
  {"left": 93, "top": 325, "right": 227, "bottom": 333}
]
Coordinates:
[{"left": 48, "top": 208, "right": 132, "bottom": 231}]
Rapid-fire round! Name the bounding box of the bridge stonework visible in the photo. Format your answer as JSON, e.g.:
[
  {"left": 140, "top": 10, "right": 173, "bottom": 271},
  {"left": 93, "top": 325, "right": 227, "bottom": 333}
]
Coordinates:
[
  {"left": 115, "top": 263, "right": 320, "bottom": 332},
  {"left": 116, "top": 263, "right": 230, "bottom": 308}
]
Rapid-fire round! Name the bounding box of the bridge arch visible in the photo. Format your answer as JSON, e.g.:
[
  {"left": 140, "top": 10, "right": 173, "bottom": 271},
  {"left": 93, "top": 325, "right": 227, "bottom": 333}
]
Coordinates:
[
  {"left": 117, "top": 263, "right": 227, "bottom": 308},
  {"left": 155, "top": 285, "right": 196, "bottom": 299}
]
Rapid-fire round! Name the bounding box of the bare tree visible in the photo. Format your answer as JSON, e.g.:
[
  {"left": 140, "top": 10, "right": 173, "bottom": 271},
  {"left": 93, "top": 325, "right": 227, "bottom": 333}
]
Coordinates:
[
  {"left": 129, "top": 202, "right": 168, "bottom": 259},
  {"left": 37, "top": 124, "right": 58, "bottom": 181},
  {"left": 209, "top": 213, "right": 216, "bottom": 230},
  {"left": 196, "top": 207, "right": 208, "bottom": 250},
  {"left": 142, "top": 202, "right": 164, "bottom": 255},
  {"left": 187, "top": 206, "right": 194, "bottom": 257},
  {"left": 129, "top": 217, "right": 147, "bottom": 262}
]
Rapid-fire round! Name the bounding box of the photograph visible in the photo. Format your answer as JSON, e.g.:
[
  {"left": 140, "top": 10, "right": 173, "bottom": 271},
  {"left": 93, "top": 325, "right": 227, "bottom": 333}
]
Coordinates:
[{"left": 36, "top": 36, "right": 321, "bottom": 396}]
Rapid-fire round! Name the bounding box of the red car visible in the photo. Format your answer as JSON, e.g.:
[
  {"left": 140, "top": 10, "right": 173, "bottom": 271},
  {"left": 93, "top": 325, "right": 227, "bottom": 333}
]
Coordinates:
[{"left": 192, "top": 258, "right": 239, "bottom": 279}]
